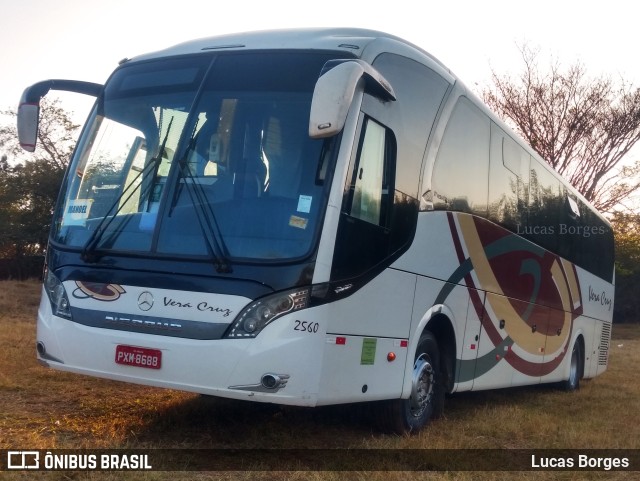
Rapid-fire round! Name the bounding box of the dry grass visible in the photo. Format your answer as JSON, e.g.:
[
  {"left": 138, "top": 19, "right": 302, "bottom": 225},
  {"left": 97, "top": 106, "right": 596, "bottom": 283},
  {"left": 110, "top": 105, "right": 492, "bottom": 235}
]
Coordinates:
[{"left": 1, "top": 280, "right": 638, "bottom": 480}]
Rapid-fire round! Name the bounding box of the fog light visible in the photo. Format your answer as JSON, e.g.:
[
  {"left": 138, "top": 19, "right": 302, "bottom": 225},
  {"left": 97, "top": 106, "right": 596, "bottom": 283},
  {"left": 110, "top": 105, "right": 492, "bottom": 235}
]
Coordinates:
[{"left": 260, "top": 373, "right": 290, "bottom": 390}]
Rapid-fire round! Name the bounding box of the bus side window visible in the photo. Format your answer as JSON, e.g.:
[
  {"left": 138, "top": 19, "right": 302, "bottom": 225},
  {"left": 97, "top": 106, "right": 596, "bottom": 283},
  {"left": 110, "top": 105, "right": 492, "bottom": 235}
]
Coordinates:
[
  {"left": 345, "top": 117, "right": 394, "bottom": 227},
  {"left": 488, "top": 125, "right": 529, "bottom": 231},
  {"left": 332, "top": 116, "right": 396, "bottom": 280},
  {"left": 431, "top": 97, "right": 490, "bottom": 216}
]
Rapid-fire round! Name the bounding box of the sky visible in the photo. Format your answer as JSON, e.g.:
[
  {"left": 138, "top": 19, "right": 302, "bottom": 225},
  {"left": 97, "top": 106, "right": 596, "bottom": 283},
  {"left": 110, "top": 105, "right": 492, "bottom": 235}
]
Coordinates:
[
  {"left": 2, "top": 0, "right": 639, "bottom": 115},
  {"left": 2, "top": 0, "right": 639, "bottom": 201}
]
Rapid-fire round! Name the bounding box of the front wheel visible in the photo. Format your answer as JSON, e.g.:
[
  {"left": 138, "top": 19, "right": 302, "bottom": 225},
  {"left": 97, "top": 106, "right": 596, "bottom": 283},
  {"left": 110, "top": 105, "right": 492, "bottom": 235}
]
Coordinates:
[{"left": 373, "top": 331, "right": 444, "bottom": 434}]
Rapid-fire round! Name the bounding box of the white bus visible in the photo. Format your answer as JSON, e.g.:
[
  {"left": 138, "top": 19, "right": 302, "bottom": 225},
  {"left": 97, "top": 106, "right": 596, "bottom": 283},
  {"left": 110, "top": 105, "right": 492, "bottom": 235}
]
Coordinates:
[{"left": 19, "top": 28, "right": 614, "bottom": 433}]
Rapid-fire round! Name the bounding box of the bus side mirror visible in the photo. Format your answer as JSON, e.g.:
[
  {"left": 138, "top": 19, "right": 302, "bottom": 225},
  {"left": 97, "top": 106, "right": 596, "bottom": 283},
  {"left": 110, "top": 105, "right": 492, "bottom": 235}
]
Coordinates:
[
  {"left": 309, "top": 59, "right": 396, "bottom": 139},
  {"left": 17, "top": 79, "right": 103, "bottom": 152},
  {"left": 17, "top": 101, "right": 40, "bottom": 152}
]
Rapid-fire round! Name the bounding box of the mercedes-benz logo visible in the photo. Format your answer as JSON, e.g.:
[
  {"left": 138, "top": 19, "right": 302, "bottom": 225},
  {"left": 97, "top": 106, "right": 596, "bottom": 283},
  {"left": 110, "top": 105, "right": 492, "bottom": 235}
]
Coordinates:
[{"left": 137, "top": 291, "right": 154, "bottom": 311}]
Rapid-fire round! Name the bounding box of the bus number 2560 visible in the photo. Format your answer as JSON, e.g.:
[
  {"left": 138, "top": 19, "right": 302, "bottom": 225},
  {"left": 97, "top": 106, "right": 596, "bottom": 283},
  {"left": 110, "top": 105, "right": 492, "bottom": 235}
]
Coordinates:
[{"left": 294, "top": 320, "right": 319, "bottom": 333}]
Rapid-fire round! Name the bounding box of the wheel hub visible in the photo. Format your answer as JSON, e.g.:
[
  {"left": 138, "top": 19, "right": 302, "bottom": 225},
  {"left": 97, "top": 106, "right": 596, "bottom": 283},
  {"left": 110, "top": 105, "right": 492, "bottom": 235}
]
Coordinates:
[{"left": 410, "top": 354, "right": 434, "bottom": 416}]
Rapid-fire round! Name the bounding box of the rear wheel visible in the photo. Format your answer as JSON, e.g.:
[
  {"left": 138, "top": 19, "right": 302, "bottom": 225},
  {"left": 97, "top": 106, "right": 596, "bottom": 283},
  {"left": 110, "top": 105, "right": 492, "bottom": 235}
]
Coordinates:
[
  {"left": 374, "top": 331, "right": 444, "bottom": 434},
  {"left": 561, "top": 340, "right": 582, "bottom": 391}
]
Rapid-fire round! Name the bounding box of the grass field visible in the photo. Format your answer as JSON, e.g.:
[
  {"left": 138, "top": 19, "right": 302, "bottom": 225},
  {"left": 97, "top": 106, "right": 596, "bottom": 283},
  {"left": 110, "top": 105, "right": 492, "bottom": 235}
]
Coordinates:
[{"left": 1, "top": 279, "right": 638, "bottom": 480}]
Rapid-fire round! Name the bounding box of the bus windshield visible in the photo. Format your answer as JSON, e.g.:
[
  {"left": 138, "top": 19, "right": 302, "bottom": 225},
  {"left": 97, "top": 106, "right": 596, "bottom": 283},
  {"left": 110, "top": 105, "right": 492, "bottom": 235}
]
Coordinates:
[{"left": 53, "top": 52, "right": 340, "bottom": 263}]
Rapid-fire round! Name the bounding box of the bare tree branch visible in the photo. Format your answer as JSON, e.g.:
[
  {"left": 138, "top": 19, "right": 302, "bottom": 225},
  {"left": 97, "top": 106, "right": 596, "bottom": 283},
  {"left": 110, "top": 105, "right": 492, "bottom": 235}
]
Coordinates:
[{"left": 483, "top": 44, "right": 640, "bottom": 213}]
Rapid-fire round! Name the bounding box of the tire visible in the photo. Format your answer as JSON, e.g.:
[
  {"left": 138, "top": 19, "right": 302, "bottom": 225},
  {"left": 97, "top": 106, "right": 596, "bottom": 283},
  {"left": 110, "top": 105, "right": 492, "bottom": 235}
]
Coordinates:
[
  {"left": 561, "top": 340, "right": 582, "bottom": 391},
  {"left": 373, "top": 331, "right": 444, "bottom": 434}
]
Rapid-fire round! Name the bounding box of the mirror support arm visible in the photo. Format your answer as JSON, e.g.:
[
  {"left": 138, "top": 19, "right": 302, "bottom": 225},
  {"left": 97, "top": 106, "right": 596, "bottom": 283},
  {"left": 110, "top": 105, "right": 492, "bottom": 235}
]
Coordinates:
[{"left": 18, "top": 79, "right": 103, "bottom": 152}]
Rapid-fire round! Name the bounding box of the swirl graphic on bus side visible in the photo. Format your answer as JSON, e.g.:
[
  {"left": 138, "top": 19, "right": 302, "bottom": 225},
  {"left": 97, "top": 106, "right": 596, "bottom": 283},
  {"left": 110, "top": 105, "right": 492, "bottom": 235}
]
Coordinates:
[
  {"left": 441, "top": 212, "right": 582, "bottom": 380},
  {"left": 72, "top": 281, "right": 126, "bottom": 301}
]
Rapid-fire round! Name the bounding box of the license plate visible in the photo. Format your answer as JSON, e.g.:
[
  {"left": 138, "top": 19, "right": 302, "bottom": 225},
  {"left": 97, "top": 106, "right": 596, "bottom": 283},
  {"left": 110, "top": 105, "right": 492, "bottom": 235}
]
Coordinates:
[{"left": 115, "top": 345, "right": 162, "bottom": 370}]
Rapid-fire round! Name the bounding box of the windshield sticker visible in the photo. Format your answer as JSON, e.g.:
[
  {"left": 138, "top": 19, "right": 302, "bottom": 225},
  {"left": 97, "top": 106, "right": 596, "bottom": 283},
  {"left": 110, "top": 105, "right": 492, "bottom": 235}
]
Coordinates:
[
  {"left": 62, "top": 199, "right": 93, "bottom": 227},
  {"left": 297, "top": 195, "right": 312, "bottom": 213},
  {"left": 289, "top": 215, "right": 308, "bottom": 230}
]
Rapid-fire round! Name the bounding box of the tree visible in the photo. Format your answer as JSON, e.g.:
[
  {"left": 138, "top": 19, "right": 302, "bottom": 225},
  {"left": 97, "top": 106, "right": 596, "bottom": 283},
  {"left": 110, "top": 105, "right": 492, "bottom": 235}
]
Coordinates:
[
  {"left": 483, "top": 44, "right": 640, "bottom": 213},
  {"left": 0, "top": 98, "right": 79, "bottom": 172},
  {"left": 610, "top": 212, "right": 640, "bottom": 322},
  {"left": 0, "top": 98, "right": 79, "bottom": 275}
]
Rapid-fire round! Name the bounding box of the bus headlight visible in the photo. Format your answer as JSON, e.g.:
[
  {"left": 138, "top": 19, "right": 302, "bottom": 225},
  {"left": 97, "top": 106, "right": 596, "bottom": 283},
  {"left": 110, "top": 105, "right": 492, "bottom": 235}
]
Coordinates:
[
  {"left": 44, "top": 268, "right": 72, "bottom": 320},
  {"left": 225, "top": 288, "right": 310, "bottom": 338}
]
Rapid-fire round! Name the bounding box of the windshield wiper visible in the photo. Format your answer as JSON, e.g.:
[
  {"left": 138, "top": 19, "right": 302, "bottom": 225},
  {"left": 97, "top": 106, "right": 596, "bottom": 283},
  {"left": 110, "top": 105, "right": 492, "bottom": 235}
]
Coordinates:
[
  {"left": 176, "top": 129, "right": 232, "bottom": 274},
  {"left": 80, "top": 118, "right": 174, "bottom": 263}
]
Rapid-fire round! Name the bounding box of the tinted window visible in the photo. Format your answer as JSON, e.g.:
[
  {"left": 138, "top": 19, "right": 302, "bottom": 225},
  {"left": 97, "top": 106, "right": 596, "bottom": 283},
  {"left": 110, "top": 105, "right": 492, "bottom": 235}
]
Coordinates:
[
  {"left": 488, "top": 125, "right": 529, "bottom": 231},
  {"left": 370, "top": 53, "right": 450, "bottom": 198},
  {"left": 528, "top": 159, "right": 614, "bottom": 281},
  {"left": 432, "top": 97, "right": 490, "bottom": 215},
  {"left": 527, "top": 160, "right": 563, "bottom": 252}
]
